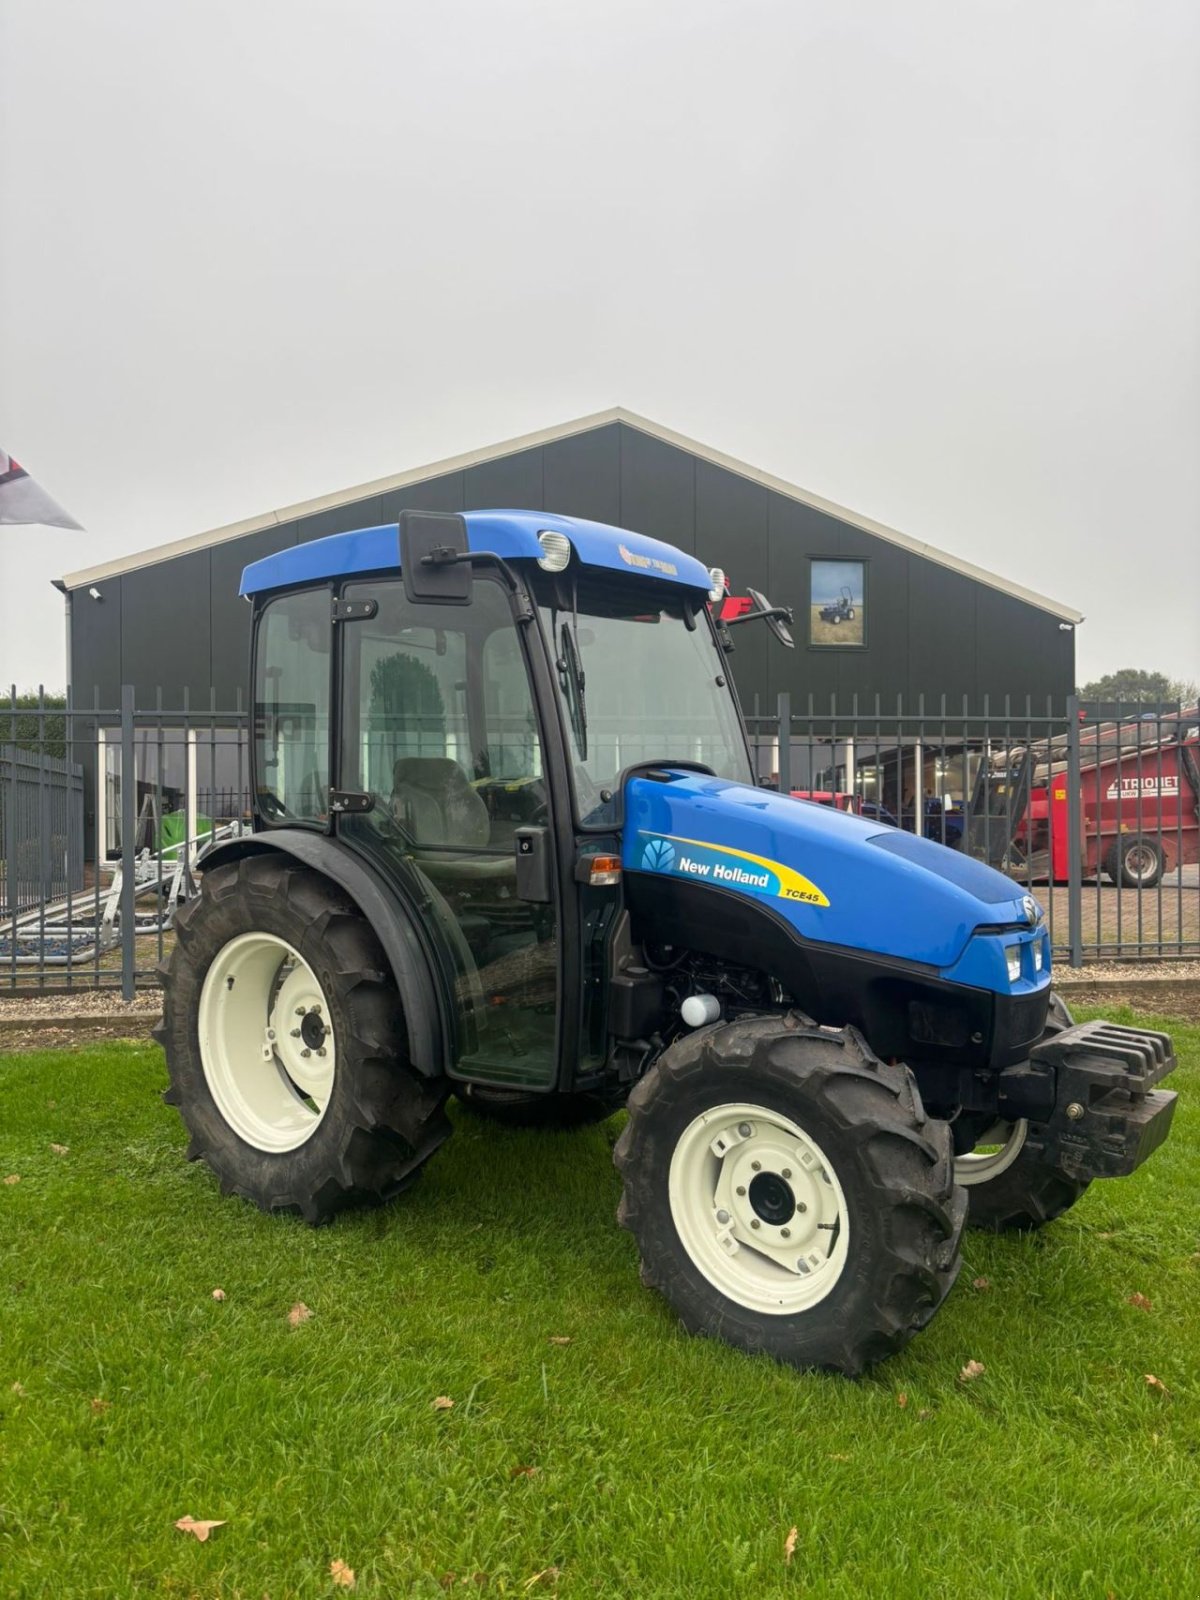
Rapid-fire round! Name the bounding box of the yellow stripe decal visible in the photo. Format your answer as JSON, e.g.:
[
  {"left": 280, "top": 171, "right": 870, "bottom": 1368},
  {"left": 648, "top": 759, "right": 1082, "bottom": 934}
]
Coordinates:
[{"left": 640, "top": 831, "right": 830, "bottom": 908}]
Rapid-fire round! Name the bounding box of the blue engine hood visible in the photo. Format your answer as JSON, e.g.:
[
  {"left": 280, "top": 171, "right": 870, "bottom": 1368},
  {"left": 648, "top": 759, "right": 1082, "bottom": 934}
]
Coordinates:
[{"left": 621, "top": 770, "right": 1041, "bottom": 974}]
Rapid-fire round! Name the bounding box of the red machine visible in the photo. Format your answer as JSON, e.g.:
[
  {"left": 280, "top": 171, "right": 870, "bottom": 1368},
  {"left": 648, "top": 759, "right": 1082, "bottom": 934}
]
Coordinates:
[{"left": 1007, "top": 713, "right": 1200, "bottom": 887}]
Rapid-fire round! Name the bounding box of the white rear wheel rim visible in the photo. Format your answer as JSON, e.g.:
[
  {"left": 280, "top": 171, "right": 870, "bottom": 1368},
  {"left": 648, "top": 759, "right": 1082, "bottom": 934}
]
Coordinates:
[
  {"left": 198, "top": 932, "right": 336, "bottom": 1153},
  {"left": 955, "top": 1119, "right": 1028, "bottom": 1186},
  {"left": 668, "top": 1101, "right": 850, "bottom": 1316}
]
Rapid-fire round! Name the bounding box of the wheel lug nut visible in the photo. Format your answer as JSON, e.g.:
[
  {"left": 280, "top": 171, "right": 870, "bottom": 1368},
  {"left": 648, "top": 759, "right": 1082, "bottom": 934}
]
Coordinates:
[
  {"left": 736, "top": 1185, "right": 746, "bottom": 1196},
  {"left": 295, "top": 1007, "right": 305, "bottom": 1016},
  {"left": 317, "top": 1048, "right": 327, "bottom": 1058},
  {"left": 781, "top": 1169, "right": 792, "bottom": 1180},
  {"left": 311, "top": 1005, "right": 322, "bottom": 1016},
  {"left": 750, "top": 1219, "right": 761, "bottom": 1230},
  {"left": 715, "top": 1209, "right": 730, "bottom": 1225},
  {"left": 796, "top": 1202, "right": 807, "bottom": 1214},
  {"left": 751, "top": 1160, "right": 761, "bottom": 1172},
  {"left": 301, "top": 1049, "right": 311, "bottom": 1058},
  {"left": 781, "top": 1227, "right": 791, "bottom": 1238},
  {"left": 290, "top": 1029, "right": 301, "bottom": 1038}
]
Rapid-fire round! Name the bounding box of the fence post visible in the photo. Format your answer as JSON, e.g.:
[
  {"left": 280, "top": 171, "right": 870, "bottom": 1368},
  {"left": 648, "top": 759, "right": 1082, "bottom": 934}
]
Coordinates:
[
  {"left": 1065, "top": 694, "right": 1084, "bottom": 968},
  {"left": 120, "top": 685, "right": 137, "bottom": 1000},
  {"left": 776, "top": 691, "right": 791, "bottom": 794}
]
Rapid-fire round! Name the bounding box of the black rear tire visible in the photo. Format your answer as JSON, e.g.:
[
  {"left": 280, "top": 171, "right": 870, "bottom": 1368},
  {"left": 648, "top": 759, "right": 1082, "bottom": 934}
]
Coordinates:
[
  {"left": 155, "top": 856, "right": 451, "bottom": 1223},
  {"left": 959, "top": 992, "right": 1090, "bottom": 1231},
  {"left": 614, "top": 1016, "right": 965, "bottom": 1375}
]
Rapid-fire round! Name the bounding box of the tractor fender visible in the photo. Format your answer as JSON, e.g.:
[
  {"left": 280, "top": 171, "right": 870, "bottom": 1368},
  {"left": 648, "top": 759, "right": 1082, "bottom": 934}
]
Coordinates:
[{"left": 197, "top": 830, "right": 446, "bottom": 1078}]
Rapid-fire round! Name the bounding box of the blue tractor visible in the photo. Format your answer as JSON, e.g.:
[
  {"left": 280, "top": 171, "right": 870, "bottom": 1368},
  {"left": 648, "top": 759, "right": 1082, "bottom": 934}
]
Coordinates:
[{"left": 158, "top": 511, "right": 1177, "bottom": 1374}]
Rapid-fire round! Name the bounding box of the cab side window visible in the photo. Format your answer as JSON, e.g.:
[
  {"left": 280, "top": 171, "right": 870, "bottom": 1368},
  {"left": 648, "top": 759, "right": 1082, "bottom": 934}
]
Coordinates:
[{"left": 254, "top": 588, "right": 331, "bottom": 823}]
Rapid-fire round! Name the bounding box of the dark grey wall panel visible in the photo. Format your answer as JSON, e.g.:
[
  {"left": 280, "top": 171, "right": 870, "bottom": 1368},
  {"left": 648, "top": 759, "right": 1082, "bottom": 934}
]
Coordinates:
[
  {"left": 464, "top": 447, "right": 544, "bottom": 510},
  {"left": 618, "top": 425, "right": 695, "bottom": 548},
  {"left": 69, "top": 576, "right": 123, "bottom": 707},
  {"left": 379, "top": 472, "right": 466, "bottom": 522},
  {"left": 905, "top": 560, "right": 978, "bottom": 705},
  {"left": 210, "top": 522, "right": 299, "bottom": 706},
  {"left": 119, "top": 548, "right": 212, "bottom": 705},
  {"left": 543, "top": 425, "right": 621, "bottom": 524},
  {"left": 696, "top": 461, "right": 771, "bottom": 715},
  {"left": 297, "top": 494, "right": 383, "bottom": 544},
  {"left": 65, "top": 421, "right": 1077, "bottom": 729},
  {"left": 974, "top": 585, "right": 1075, "bottom": 711}
]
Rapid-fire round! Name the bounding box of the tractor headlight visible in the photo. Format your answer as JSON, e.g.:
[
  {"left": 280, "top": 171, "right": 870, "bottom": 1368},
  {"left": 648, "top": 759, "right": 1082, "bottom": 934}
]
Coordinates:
[
  {"left": 1033, "top": 940, "right": 1045, "bottom": 973},
  {"left": 1005, "top": 946, "right": 1023, "bottom": 984},
  {"left": 537, "top": 530, "right": 572, "bottom": 572}
]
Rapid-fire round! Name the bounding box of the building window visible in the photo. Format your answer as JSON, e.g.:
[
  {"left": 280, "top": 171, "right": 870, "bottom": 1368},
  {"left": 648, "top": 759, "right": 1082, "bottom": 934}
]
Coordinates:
[{"left": 809, "top": 559, "right": 866, "bottom": 647}]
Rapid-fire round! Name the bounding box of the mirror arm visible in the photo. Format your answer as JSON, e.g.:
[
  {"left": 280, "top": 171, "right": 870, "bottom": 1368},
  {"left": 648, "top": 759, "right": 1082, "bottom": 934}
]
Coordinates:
[
  {"left": 425, "top": 548, "right": 534, "bottom": 624},
  {"left": 725, "top": 605, "right": 794, "bottom": 628}
]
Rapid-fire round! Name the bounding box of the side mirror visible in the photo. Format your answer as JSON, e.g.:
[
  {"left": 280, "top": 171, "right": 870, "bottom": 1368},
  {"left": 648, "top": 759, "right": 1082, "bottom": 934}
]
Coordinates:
[
  {"left": 399, "top": 511, "right": 472, "bottom": 605},
  {"left": 746, "top": 587, "right": 795, "bottom": 649}
]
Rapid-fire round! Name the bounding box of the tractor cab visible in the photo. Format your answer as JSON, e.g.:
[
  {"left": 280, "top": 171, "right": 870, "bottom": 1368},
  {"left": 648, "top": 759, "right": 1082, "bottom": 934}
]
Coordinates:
[{"left": 243, "top": 511, "right": 757, "bottom": 1097}]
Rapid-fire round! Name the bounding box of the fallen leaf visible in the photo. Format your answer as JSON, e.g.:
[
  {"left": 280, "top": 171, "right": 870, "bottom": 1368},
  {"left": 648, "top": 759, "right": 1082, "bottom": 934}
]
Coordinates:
[
  {"left": 917, "top": 1408, "right": 935, "bottom": 1421},
  {"left": 1144, "top": 1373, "right": 1171, "bottom": 1397},
  {"left": 287, "top": 1302, "right": 312, "bottom": 1327},
  {"left": 971, "top": 1276, "right": 991, "bottom": 1292},
  {"left": 329, "top": 1558, "right": 355, "bottom": 1589},
  {"left": 49, "top": 1144, "right": 69, "bottom": 1157},
  {"left": 547, "top": 1336, "right": 572, "bottom": 1347},
  {"left": 896, "top": 1392, "right": 909, "bottom": 1409},
  {"left": 439, "top": 1574, "right": 456, "bottom": 1591},
  {"left": 174, "top": 1515, "right": 226, "bottom": 1543},
  {"left": 784, "top": 1526, "right": 798, "bottom": 1564},
  {"left": 522, "top": 1569, "right": 560, "bottom": 1591},
  {"left": 958, "top": 1359, "right": 986, "bottom": 1383},
  {"left": 1127, "top": 1292, "right": 1153, "bottom": 1312},
  {"left": 3, "top": 1175, "right": 19, "bottom": 1186},
  {"left": 1096, "top": 1231, "right": 1118, "bottom": 1240},
  {"left": 431, "top": 1395, "right": 454, "bottom": 1411},
  {"left": 89, "top": 1397, "right": 111, "bottom": 1414},
  {"left": 211, "top": 1288, "right": 227, "bottom": 1302},
  {"left": 510, "top": 1464, "right": 539, "bottom": 1479},
  {"left": 827, "top": 1451, "right": 852, "bottom": 1461},
  {"left": 11, "top": 1381, "right": 27, "bottom": 1397}
]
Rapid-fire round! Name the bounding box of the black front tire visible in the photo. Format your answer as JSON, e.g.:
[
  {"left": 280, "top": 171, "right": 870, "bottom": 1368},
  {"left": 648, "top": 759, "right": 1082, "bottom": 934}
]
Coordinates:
[
  {"left": 155, "top": 856, "right": 451, "bottom": 1223},
  {"left": 614, "top": 1017, "right": 965, "bottom": 1375}
]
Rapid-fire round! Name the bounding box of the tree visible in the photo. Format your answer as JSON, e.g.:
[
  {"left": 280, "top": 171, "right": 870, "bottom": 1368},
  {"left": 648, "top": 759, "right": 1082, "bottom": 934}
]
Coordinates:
[
  {"left": 1077, "top": 669, "right": 1198, "bottom": 707},
  {"left": 3, "top": 692, "right": 68, "bottom": 759}
]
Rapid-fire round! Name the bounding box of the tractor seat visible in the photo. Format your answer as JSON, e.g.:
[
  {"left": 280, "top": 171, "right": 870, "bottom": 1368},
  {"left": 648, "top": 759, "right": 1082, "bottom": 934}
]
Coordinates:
[{"left": 390, "top": 757, "right": 512, "bottom": 882}]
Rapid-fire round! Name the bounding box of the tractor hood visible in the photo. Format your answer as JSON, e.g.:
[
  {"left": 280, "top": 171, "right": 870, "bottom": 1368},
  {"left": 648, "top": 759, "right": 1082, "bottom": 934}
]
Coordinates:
[{"left": 622, "top": 770, "right": 1044, "bottom": 976}]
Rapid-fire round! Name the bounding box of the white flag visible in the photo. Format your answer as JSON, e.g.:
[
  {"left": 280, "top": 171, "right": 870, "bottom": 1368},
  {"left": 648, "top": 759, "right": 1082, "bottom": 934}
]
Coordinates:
[{"left": 0, "top": 448, "right": 84, "bottom": 529}]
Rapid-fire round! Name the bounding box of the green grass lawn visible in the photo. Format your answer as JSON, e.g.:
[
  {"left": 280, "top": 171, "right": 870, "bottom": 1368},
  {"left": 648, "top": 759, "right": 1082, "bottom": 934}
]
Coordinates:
[{"left": 1, "top": 1008, "right": 1197, "bottom": 1599}]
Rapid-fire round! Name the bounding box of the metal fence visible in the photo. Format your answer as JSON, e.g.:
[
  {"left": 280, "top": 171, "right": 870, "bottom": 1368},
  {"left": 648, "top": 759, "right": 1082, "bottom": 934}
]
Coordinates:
[
  {"left": 2, "top": 686, "right": 1196, "bottom": 995},
  {"left": 2, "top": 689, "right": 249, "bottom": 997},
  {"left": 1, "top": 744, "right": 85, "bottom": 916}
]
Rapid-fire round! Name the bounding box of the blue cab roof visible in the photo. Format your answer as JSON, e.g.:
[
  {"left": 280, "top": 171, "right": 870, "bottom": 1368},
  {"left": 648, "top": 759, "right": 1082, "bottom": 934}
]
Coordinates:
[{"left": 239, "top": 510, "right": 714, "bottom": 598}]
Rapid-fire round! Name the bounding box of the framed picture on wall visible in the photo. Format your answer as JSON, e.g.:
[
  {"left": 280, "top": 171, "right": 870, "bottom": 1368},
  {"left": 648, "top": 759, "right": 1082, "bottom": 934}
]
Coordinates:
[{"left": 809, "top": 559, "right": 866, "bottom": 647}]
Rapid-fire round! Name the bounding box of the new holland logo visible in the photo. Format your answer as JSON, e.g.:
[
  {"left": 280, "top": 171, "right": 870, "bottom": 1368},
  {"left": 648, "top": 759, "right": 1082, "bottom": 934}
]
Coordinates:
[{"left": 637, "top": 831, "right": 830, "bottom": 908}]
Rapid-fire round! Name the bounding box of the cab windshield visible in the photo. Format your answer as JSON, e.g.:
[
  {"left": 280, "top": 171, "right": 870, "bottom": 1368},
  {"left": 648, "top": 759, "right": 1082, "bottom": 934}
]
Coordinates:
[{"left": 535, "top": 576, "right": 752, "bottom": 825}]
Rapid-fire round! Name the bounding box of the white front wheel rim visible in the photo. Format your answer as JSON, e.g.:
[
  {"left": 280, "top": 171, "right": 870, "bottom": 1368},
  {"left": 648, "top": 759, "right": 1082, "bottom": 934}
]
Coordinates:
[
  {"left": 668, "top": 1102, "right": 850, "bottom": 1316},
  {"left": 954, "top": 1119, "right": 1028, "bottom": 1186},
  {"left": 198, "top": 932, "right": 336, "bottom": 1153}
]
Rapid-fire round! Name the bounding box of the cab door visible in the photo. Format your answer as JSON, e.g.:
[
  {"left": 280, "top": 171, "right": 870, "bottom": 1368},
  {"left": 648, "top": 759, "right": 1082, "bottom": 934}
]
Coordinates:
[{"left": 336, "top": 575, "right": 562, "bottom": 1089}]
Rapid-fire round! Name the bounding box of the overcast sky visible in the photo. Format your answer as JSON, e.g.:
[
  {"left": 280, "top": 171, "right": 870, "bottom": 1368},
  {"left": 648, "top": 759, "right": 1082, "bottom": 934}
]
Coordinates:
[{"left": 2, "top": 0, "right": 1197, "bottom": 693}]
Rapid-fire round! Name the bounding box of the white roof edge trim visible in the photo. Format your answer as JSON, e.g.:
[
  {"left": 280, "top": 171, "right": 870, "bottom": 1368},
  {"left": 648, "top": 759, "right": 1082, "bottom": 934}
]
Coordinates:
[{"left": 57, "top": 404, "right": 1084, "bottom": 623}]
